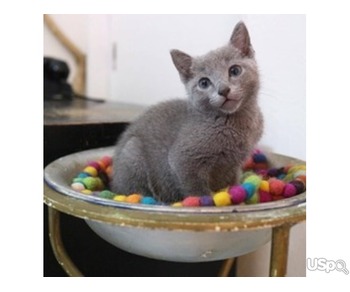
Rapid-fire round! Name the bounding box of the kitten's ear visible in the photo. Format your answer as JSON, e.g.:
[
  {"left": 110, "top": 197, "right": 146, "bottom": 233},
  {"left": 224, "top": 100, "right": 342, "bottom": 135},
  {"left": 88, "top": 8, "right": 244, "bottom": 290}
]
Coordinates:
[
  {"left": 230, "top": 21, "right": 254, "bottom": 57},
  {"left": 170, "top": 49, "right": 193, "bottom": 82}
]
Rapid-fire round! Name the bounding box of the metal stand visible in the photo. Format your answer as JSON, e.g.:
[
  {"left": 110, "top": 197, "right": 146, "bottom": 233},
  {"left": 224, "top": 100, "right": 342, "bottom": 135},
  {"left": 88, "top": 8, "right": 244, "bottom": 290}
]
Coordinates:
[
  {"left": 48, "top": 208, "right": 83, "bottom": 277},
  {"left": 218, "top": 258, "right": 235, "bottom": 276},
  {"left": 269, "top": 224, "right": 293, "bottom": 277},
  {"left": 48, "top": 206, "right": 299, "bottom": 277},
  {"left": 217, "top": 223, "right": 294, "bottom": 277},
  {"left": 45, "top": 150, "right": 305, "bottom": 277}
]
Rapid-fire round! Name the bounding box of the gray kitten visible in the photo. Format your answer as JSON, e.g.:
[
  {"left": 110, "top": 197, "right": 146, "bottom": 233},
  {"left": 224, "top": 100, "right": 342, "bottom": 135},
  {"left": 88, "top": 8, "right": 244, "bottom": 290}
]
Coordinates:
[{"left": 111, "top": 22, "right": 263, "bottom": 203}]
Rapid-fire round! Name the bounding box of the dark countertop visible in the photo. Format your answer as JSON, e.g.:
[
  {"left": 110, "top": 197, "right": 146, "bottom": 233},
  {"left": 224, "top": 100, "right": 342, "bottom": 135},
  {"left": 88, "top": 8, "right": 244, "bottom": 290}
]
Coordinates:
[
  {"left": 44, "top": 99, "right": 146, "bottom": 126},
  {"left": 44, "top": 99, "right": 146, "bottom": 165}
]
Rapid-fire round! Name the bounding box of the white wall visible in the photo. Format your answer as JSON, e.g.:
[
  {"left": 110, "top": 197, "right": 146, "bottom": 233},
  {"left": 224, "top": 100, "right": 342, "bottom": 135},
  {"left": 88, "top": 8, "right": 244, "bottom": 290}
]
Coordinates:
[
  {"left": 246, "top": 15, "right": 306, "bottom": 160},
  {"left": 109, "top": 14, "right": 305, "bottom": 160},
  {"left": 44, "top": 14, "right": 306, "bottom": 276},
  {"left": 110, "top": 15, "right": 243, "bottom": 104}
]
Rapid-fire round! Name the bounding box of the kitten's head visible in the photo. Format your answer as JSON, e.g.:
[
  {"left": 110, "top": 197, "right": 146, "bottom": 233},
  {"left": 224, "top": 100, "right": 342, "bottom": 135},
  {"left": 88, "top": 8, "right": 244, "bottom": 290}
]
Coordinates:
[{"left": 171, "top": 21, "right": 259, "bottom": 115}]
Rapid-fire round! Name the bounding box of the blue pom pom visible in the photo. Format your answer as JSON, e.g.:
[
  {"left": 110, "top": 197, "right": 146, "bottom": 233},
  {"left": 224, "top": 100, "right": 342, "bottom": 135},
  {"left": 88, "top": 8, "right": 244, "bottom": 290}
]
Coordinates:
[
  {"left": 78, "top": 172, "right": 90, "bottom": 178},
  {"left": 141, "top": 196, "right": 157, "bottom": 205},
  {"left": 277, "top": 173, "right": 286, "bottom": 180},
  {"left": 242, "top": 182, "right": 256, "bottom": 199},
  {"left": 200, "top": 195, "right": 214, "bottom": 206},
  {"left": 253, "top": 153, "right": 267, "bottom": 163}
]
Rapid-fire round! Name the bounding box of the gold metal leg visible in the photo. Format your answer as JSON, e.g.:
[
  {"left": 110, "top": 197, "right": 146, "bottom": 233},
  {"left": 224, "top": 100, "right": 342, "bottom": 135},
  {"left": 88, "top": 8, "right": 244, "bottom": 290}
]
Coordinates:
[
  {"left": 48, "top": 207, "right": 83, "bottom": 277},
  {"left": 218, "top": 258, "right": 235, "bottom": 276},
  {"left": 47, "top": 204, "right": 297, "bottom": 277},
  {"left": 269, "top": 224, "right": 292, "bottom": 277}
]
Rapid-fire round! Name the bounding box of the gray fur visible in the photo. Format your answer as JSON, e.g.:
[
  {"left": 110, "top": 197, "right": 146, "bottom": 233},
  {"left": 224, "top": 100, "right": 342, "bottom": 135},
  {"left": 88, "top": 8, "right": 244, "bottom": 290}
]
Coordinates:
[{"left": 111, "top": 22, "right": 263, "bottom": 203}]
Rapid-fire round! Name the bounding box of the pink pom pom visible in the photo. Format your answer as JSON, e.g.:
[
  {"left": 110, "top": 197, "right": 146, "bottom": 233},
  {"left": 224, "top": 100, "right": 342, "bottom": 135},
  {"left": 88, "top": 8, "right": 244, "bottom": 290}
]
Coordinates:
[
  {"left": 101, "top": 156, "right": 112, "bottom": 167},
  {"left": 182, "top": 196, "right": 201, "bottom": 207},
  {"left": 228, "top": 185, "right": 247, "bottom": 204},
  {"left": 259, "top": 190, "right": 272, "bottom": 202},
  {"left": 283, "top": 183, "right": 297, "bottom": 198}
]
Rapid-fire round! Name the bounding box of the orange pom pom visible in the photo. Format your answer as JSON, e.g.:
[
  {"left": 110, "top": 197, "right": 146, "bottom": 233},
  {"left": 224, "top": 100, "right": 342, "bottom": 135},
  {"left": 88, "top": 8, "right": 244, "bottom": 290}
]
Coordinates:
[
  {"left": 296, "top": 175, "right": 306, "bottom": 185},
  {"left": 101, "top": 156, "right": 112, "bottom": 167},
  {"left": 106, "top": 165, "right": 113, "bottom": 176},
  {"left": 97, "top": 160, "right": 107, "bottom": 171},
  {"left": 125, "top": 194, "right": 142, "bottom": 203}
]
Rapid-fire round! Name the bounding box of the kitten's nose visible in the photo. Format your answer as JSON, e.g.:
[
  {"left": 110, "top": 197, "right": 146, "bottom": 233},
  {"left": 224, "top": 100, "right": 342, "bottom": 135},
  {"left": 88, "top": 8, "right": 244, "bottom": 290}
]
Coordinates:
[{"left": 218, "top": 86, "right": 230, "bottom": 97}]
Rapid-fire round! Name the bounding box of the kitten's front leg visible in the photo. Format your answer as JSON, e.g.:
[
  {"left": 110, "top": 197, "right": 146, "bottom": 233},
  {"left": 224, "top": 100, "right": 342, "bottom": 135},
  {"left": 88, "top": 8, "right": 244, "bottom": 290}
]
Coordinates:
[
  {"left": 209, "top": 166, "right": 241, "bottom": 192},
  {"left": 111, "top": 137, "right": 149, "bottom": 195},
  {"left": 168, "top": 149, "right": 212, "bottom": 196}
]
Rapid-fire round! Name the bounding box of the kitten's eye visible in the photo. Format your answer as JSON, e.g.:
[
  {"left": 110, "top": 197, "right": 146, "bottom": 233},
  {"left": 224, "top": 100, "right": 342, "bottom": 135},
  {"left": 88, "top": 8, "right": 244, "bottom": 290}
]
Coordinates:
[
  {"left": 229, "top": 65, "right": 242, "bottom": 77},
  {"left": 198, "top": 77, "right": 211, "bottom": 89}
]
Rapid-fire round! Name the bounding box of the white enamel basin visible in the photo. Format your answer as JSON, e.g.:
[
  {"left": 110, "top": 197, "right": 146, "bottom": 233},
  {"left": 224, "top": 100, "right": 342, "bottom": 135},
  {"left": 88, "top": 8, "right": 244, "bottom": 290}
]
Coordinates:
[{"left": 44, "top": 147, "right": 306, "bottom": 262}]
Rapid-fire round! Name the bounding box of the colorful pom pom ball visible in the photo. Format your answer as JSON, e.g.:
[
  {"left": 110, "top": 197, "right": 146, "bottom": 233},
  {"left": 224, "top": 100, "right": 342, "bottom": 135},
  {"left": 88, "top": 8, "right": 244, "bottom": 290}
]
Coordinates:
[
  {"left": 228, "top": 185, "right": 246, "bottom": 204},
  {"left": 200, "top": 196, "right": 214, "bottom": 206},
  {"left": 268, "top": 178, "right": 286, "bottom": 196},
  {"left": 183, "top": 196, "right": 201, "bottom": 207},
  {"left": 213, "top": 191, "right": 232, "bottom": 206},
  {"left": 70, "top": 152, "right": 306, "bottom": 208}
]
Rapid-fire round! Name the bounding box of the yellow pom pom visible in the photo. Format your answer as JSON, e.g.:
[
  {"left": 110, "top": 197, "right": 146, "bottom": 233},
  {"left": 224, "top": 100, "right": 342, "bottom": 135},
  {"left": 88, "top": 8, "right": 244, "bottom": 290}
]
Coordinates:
[
  {"left": 83, "top": 166, "right": 98, "bottom": 177},
  {"left": 172, "top": 202, "right": 183, "bottom": 207},
  {"left": 288, "top": 165, "right": 306, "bottom": 174},
  {"left": 81, "top": 189, "right": 92, "bottom": 195},
  {"left": 293, "top": 170, "right": 306, "bottom": 179},
  {"left": 213, "top": 191, "right": 231, "bottom": 206},
  {"left": 113, "top": 195, "right": 127, "bottom": 202},
  {"left": 284, "top": 165, "right": 306, "bottom": 182},
  {"left": 259, "top": 180, "right": 269, "bottom": 192}
]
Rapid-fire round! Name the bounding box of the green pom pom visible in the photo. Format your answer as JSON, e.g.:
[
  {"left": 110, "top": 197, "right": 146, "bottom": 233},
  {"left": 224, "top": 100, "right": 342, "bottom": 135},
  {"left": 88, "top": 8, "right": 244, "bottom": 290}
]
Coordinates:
[
  {"left": 246, "top": 192, "right": 259, "bottom": 204},
  {"left": 94, "top": 177, "right": 105, "bottom": 190},
  {"left": 243, "top": 174, "right": 262, "bottom": 187},
  {"left": 240, "top": 171, "right": 255, "bottom": 183},
  {"left": 99, "top": 190, "right": 116, "bottom": 199},
  {"left": 73, "top": 177, "right": 85, "bottom": 184},
  {"left": 83, "top": 177, "right": 99, "bottom": 190}
]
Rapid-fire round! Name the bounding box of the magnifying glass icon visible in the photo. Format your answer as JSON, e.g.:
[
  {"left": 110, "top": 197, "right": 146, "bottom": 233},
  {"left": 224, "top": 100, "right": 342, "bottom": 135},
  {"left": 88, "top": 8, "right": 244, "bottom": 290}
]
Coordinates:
[{"left": 336, "top": 260, "right": 349, "bottom": 275}]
